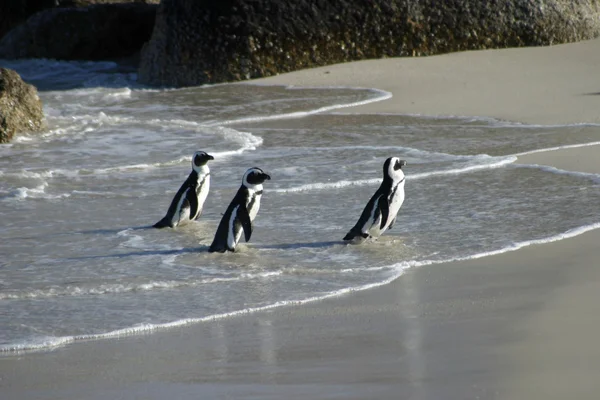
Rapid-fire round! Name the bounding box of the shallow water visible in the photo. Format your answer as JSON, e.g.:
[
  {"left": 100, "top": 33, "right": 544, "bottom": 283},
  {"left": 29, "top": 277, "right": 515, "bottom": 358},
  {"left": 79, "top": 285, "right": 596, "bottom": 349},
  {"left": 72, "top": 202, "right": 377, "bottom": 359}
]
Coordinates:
[{"left": 1, "top": 59, "right": 600, "bottom": 353}]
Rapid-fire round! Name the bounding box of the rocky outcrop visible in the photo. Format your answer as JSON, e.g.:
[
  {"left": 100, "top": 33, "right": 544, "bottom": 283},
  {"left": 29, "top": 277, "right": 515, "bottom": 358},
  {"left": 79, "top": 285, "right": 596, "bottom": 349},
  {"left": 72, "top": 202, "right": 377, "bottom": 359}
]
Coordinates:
[
  {"left": 0, "top": 68, "right": 45, "bottom": 144},
  {"left": 0, "top": 1, "right": 55, "bottom": 41},
  {"left": 138, "top": 0, "right": 600, "bottom": 87},
  {"left": 0, "top": 2, "right": 158, "bottom": 60},
  {"left": 0, "top": 1, "right": 159, "bottom": 42}
]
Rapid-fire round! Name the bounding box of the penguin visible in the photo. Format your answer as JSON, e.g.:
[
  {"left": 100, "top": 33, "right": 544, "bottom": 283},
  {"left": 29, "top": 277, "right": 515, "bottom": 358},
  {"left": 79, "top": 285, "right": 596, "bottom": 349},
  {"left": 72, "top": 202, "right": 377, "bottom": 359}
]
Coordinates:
[
  {"left": 209, "top": 167, "right": 271, "bottom": 253},
  {"left": 343, "top": 157, "right": 407, "bottom": 243},
  {"left": 153, "top": 151, "right": 214, "bottom": 229}
]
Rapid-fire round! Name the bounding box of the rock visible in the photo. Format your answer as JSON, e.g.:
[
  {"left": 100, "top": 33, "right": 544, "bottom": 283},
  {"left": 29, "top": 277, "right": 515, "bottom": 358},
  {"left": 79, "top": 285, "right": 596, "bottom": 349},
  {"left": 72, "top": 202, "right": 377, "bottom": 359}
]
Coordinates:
[
  {"left": 138, "top": 0, "right": 600, "bottom": 87},
  {"left": 0, "top": 68, "right": 45, "bottom": 144},
  {"left": 0, "top": 3, "right": 158, "bottom": 60},
  {"left": 0, "top": 1, "right": 56, "bottom": 41},
  {"left": 0, "top": 1, "right": 160, "bottom": 41}
]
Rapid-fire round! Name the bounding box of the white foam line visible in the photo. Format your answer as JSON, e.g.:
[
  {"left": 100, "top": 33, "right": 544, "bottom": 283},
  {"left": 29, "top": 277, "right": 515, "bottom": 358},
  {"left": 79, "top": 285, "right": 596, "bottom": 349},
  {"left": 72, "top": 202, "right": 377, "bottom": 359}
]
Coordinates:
[
  {"left": 43, "top": 88, "right": 390, "bottom": 132},
  {"left": 273, "top": 156, "right": 516, "bottom": 193},
  {"left": 1, "top": 182, "right": 70, "bottom": 201},
  {"left": 411, "top": 156, "right": 517, "bottom": 179},
  {"left": 70, "top": 127, "right": 262, "bottom": 175},
  {"left": 273, "top": 178, "right": 381, "bottom": 193},
  {"left": 104, "top": 88, "right": 132, "bottom": 99},
  {"left": 4, "top": 222, "right": 600, "bottom": 354},
  {"left": 303, "top": 145, "right": 479, "bottom": 161},
  {"left": 452, "top": 222, "right": 600, "bottom": 261},
  {"left": 50, "top": 112, "right": 135, "bottom": 124},
  {"left": 513, "top": 141, "right": 600, "bottom": 157},
  {"left": 0, "top": 266, "right": 408, "bottom": 354},
  {"left": 497, "top": 122, "right": 600, "bottom": 129},
  {"left": 327, "top": 111, "right": 600, "bottom": 129},
  {"left": 514, "top": 164, "right": 600, "bottom": 183},
  {"left": 0, "top": 274, "right": 276, "bottom": 301},
  {"left": 215, "top": 88, "right": 392, "bottom": 126},
  {"left": 70, "top": 156, "right": 189, "bottom": 176}
]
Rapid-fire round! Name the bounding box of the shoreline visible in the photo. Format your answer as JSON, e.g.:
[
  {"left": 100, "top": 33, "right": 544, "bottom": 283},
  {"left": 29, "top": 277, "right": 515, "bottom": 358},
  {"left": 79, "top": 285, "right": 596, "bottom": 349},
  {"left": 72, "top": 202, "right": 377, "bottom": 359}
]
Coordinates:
[
  {"left": 250, "top": 39, "right": 600, "bottom": 126},
  {"left": 3, "top": 39, "right": 600, "bottom": 399}
]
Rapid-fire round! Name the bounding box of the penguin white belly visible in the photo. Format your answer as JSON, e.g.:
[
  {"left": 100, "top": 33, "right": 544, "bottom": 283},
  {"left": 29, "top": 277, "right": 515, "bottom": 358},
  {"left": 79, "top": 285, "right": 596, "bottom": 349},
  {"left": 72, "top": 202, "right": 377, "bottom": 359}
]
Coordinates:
[
  {"left": 195, "top": 174, "right": 210, "bottom": 218},
  {"left": 247, "top": 185, "right": 263, "bottom": 221},
  {"left": 248, "top": 195, "right": 261, "bottom": 221},
  {"left": 381, "top": 182, "right": 405, "bottom": 233},
  {"left": 228, "top": 206, "right": 242, "bottom": 250}
]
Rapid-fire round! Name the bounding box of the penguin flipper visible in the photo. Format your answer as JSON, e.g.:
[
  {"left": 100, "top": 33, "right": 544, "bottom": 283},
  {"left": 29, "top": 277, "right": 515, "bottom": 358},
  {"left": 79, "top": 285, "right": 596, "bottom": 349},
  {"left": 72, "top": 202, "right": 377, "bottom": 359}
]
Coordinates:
[
  {"left": 238, "top": 205, "right": 253, "bottom": 242},
  {"left": 208, "top": 224, "right": 230, "bottom": 253},
  {"left": 378, "top": 195, "right": 390, "bottom": 230},
  {"left": 155, "top": 178, "right": 193, "bottom": 229},
  {"left": 344, "top": 191, "right": 382, "bottom": 241},
  {"left": 186, "top": 187, "right": 199, "bottom": 220}
]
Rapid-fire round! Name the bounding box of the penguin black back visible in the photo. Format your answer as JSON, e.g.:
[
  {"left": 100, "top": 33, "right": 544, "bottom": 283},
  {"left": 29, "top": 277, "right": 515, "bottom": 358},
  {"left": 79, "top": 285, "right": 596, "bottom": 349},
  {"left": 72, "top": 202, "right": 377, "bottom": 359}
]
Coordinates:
[
  {"left": 154, "top": 151, "right": 214, "bottom": 228},
  {"left": 209, "top": 167, "right": 271, "bottom": 253}
]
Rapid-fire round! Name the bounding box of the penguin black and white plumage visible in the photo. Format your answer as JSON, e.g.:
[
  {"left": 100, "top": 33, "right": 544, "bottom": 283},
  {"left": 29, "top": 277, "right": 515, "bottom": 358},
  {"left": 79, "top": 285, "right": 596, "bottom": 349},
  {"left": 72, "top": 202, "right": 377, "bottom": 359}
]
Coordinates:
[
  {"left": 153, "top": 151, "right": 214, "bottom": 229},
  {"left": 209, "top": 167, "right": 271, "bottom": 253},
  {"left": 343, "top": 157, "right": 407, "bottom": 243}
]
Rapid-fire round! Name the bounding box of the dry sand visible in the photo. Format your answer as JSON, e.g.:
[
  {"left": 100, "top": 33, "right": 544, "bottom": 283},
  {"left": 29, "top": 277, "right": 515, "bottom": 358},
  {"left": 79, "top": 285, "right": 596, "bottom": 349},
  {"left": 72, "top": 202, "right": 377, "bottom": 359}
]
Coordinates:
[{"left": 2, "top": 39, "right": 600, "bottom": 399}]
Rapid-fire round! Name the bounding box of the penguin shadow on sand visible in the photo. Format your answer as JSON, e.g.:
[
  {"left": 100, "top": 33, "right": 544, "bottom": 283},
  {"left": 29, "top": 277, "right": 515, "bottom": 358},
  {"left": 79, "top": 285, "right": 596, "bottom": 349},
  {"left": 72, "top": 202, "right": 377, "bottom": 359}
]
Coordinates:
[
  {"left": 66, "top": 223, "right": 209, "bottom": 261},
  {"left": 66, "top": 246, "right": 200, "bottom": 262},
  {"left": 253, "top": 240, "right": 344, "bottom": 251},
  {"left": 7, "top": 225, "right": 153, "bottom": 243}
]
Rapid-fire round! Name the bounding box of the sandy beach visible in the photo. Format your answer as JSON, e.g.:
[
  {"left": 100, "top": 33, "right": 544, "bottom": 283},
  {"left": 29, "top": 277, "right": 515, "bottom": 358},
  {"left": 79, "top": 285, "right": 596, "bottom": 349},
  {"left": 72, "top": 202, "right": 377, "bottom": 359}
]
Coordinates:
[{"left": 2, "top": 39, "right": 600, "bottom": 399}]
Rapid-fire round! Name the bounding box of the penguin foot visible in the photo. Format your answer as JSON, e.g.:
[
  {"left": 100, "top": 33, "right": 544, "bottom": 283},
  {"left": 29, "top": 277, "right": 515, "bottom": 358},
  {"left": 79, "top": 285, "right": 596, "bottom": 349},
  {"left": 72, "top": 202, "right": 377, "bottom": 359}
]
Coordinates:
[{"left": 153, "top": 217, "right": 173, "bottom": 229}]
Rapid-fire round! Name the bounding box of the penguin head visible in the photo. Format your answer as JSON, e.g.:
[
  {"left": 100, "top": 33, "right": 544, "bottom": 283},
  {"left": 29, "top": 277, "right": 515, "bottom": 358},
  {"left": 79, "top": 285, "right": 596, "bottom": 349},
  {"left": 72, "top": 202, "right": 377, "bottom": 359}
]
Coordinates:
[
  {"left": 383, "top": 157, "right": 406, "bottom": 182},
  {"left": 192, "top": 151, "right": 214, "bottom": 172},
  {"left": 242, "top": 167, "right": 271, "bottom": 188}
]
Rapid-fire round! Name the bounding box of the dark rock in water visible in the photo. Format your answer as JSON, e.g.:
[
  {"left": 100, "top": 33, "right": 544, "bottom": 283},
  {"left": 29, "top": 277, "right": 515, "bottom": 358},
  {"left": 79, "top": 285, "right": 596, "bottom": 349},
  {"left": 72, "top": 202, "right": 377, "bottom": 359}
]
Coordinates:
[
  {"left": 0, "top": 0, "right": 56, "bottom": 41},
  {"left": 0, "top": 3, "right": 158, "bottom": 61},
  {"left": 138, "top": 0, "right": 600, "bottom": 87},
  {"left": 0, "top": 68, "right": 45, "bottom": 144},
  {"left": 0, "top": 1, "right": 159, "bottom": 42}
]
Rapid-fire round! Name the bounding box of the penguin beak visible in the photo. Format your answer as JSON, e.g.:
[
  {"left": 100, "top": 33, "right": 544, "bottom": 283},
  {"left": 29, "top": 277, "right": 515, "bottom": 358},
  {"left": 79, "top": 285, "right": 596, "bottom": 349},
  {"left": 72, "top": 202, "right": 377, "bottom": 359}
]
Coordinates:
[
  {"left": 207, "top": 154, "right": 214, "bottom": 161},
  {"left": 263, "top": 173, "right": 271, "bottom": 180}
]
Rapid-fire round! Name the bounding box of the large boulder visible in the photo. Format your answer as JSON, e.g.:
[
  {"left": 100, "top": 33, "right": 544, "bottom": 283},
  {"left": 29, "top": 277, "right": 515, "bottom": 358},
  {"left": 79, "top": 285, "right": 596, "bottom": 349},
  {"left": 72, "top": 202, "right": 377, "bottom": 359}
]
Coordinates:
[
  {"left": 0, "top": 68, "right": 45, "bottom": 144},
  {"left": 0, "top": 2, "right": 158, "bottom": 61},
  {"left": 0, "top": 1, "right": 56, "bottom": 41},
  {"left": 0, "top": 1, "right": 159, "bottom": 42},
  {"left": 138, "top": 0, "right": 600, "bottom": 87}
]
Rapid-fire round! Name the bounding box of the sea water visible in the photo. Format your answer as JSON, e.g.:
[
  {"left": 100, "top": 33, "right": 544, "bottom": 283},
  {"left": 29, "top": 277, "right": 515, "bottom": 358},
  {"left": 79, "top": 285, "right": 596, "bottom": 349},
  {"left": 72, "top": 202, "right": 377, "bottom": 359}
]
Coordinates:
[{"left": 1, "top": 59, "right": 599, "bottom": 353}]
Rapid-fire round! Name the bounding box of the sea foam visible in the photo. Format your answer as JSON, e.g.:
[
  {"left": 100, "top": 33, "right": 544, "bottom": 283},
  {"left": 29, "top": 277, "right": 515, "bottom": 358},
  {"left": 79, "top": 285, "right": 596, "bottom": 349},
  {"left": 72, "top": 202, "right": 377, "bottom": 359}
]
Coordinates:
[
  {"left": 5, "top": 221, "right": 599, "bottom": 355},
  {"left": 273, "top": 155, "right": 517, "bottom": 193}
]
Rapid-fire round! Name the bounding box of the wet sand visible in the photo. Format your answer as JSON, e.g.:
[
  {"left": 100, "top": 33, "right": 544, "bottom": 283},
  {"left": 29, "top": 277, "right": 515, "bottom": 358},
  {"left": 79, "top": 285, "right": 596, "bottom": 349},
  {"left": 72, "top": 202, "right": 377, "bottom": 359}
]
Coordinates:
[{"left": 2, "top": 39, "right": 600, "bottom": 399}]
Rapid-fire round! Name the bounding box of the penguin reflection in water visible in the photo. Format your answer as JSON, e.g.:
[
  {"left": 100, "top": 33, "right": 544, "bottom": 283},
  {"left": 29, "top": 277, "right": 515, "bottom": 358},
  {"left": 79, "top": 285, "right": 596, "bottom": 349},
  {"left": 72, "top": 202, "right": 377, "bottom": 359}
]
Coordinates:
[
  {"left": 154, "top": 151, "right": 214, "bottom": 229},
  {"left": 209, "top": 167, "right": 271, "bottom": 253},
  {"left": 343, "top": 157, "right": 407, "bottom": 243}
]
